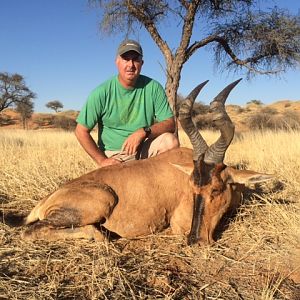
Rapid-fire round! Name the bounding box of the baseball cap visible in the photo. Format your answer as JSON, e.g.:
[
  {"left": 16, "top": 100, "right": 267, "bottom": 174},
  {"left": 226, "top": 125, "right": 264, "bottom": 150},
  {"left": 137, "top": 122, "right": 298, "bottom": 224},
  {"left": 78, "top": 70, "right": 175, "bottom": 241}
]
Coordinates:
[{"left": 117, "top": 39, "right": 143, "bottom": 56}]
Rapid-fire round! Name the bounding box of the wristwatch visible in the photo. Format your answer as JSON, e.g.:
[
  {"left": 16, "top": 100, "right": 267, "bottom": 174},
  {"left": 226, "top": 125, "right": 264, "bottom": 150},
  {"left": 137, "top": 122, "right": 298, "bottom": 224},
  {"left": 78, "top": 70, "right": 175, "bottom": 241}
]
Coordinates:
[{"left": 143, "top": 126, "right": 152, "bottom": 138}]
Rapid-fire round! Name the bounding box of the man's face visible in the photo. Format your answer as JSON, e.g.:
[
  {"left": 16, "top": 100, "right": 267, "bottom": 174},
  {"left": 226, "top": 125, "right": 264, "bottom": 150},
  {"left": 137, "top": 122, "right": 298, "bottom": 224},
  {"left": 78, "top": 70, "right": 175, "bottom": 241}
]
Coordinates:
[{"left": 116, "top": 51, "right": 143, "bottom": 87}]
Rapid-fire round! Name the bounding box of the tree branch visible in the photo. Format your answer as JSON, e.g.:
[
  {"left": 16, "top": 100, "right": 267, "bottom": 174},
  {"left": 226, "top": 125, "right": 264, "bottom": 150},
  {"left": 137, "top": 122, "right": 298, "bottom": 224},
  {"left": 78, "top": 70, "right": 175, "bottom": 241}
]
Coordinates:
[
  {"left": 175, "top": 0, "right": 201, "bottom": 63},
  {"left": 185, "top": 35, "right": 286, "bottom": 75},
  {"left": 178, "top": 0, "right": 188, "bottom": 10},
  {"left": 125, "top": 0, "right": 173, "bottom": 63}
]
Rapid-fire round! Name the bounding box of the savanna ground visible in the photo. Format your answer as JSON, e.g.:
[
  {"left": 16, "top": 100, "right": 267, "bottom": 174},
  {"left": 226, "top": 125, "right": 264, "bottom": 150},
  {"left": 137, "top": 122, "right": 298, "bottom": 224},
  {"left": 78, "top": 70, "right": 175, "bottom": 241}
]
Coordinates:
[{"left": 0, "top": 128, "right": 300, "bottom": 299}]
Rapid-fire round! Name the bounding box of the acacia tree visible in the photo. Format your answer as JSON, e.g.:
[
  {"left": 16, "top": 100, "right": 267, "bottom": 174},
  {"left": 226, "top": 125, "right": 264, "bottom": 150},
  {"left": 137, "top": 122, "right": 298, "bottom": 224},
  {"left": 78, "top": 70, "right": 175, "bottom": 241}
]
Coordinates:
[
  {"left": 90, "top": 0, "right": 300, "bottom": 120},
  {"left": 46, "top": 100, "right": 64, "bottom": 113},
  {"left": 16, "top": 98, "right": 34, "bottom": 129},
  {"left": 0, "top": 72, "right": 36, "bottom": 113}
]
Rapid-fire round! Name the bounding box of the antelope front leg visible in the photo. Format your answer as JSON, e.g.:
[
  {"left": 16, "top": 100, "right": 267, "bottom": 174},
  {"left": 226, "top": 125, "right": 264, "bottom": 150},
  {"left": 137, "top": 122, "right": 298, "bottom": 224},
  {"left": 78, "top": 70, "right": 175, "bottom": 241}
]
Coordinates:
[
  {"left": 22, "top": 223, "right": 106, "bottom": 241},
  {"left": 22, "top": 181, "right": 118, "bottom": 241}
]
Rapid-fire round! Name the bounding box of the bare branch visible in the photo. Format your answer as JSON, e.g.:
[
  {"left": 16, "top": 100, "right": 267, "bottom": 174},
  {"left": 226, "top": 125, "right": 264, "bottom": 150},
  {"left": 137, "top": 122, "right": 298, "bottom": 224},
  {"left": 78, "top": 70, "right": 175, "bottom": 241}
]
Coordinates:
[
  {"left": 125, "top": 0, "right": 173, "bottom": 63},
  {"left": 212, "top": 8, "right": 300, "bottom": 76},
  {"left": 178, "top": 0, "right": 189, "bottom": 10},
  {"left": 175, "top": 0, "right": 201, "bottom": 63}
]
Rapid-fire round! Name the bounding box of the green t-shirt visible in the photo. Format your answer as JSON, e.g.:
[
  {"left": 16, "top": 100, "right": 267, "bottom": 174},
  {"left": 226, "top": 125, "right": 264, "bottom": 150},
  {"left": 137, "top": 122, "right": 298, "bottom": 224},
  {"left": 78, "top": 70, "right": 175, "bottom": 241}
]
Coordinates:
[{"left": 76, "top": 75, "right": 174, "bottom": 151}]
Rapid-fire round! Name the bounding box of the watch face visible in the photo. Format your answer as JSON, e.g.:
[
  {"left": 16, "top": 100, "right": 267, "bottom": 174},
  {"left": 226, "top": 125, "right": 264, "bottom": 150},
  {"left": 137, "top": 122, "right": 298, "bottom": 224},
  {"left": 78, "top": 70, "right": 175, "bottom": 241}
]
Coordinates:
[{"left": 144, "top": 127, "right": 151, "bottom": 137}]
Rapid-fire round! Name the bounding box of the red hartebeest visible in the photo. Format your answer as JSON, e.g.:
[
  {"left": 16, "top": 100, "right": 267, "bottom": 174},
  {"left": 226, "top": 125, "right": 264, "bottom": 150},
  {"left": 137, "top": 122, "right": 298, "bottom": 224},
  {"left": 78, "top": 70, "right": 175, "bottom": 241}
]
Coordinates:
[{"left": 5, "top": 79, "right": 273, "bottom": 245}]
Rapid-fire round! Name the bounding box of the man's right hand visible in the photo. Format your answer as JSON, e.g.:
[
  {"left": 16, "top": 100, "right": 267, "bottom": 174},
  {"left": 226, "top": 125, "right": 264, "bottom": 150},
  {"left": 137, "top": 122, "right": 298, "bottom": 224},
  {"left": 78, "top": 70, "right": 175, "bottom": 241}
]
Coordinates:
[
  {"left": 98, "top": 157, "right": 122, "bottom": 168},
  {"left": 75, "top": 124, "right": 123, "bottom": 168}
]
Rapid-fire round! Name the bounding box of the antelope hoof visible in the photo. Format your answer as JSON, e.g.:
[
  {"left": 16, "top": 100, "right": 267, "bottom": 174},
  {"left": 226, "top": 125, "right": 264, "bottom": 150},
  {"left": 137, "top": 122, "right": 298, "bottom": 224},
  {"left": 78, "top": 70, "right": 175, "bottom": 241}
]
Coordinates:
[{"left": 187, "top": 233, "right": 200, "bottom": 246}]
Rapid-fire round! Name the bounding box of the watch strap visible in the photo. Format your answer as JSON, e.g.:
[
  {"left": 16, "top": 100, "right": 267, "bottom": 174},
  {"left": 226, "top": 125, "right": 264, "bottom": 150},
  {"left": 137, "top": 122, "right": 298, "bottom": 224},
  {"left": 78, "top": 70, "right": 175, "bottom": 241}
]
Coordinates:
[{"left": 143, "top": 126, "right": 151, "bottom": 138}]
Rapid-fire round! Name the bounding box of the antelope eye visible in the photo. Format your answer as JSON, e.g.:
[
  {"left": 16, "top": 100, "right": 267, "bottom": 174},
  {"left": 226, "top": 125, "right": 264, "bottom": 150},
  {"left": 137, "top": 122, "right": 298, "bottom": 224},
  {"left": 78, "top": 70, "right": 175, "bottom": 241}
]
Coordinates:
[{"left": 211, "top": 188, "right": 221, "bottom": 196}]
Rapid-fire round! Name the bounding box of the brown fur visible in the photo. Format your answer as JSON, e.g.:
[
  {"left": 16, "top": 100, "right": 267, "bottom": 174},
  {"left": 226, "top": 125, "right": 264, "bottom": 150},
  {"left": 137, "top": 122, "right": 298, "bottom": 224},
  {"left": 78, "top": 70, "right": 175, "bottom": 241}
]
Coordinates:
[{"left": 21, "top": 147, "right": 273, "bottom": 244}]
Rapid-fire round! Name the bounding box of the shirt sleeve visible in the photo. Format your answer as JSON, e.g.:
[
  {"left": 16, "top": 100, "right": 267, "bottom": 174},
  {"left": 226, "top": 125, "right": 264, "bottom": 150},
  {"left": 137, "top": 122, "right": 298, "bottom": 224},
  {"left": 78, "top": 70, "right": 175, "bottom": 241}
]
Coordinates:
[
  {"left": 153, "top": 81, "right": 174, "bottom": 122},
  {"left": 76, "top": 87, "right": 103, "bottom": 130}
]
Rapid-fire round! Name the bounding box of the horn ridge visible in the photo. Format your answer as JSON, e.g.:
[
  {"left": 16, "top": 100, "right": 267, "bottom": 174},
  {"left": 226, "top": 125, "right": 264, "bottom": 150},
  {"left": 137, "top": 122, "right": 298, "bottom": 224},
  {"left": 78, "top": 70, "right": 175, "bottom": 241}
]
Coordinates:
[
  {"left": 204, "top": 79, "right": 242, "bottom": 164},
  {"left": 178, "top": 80, "right": 209, "bottom": 161}
]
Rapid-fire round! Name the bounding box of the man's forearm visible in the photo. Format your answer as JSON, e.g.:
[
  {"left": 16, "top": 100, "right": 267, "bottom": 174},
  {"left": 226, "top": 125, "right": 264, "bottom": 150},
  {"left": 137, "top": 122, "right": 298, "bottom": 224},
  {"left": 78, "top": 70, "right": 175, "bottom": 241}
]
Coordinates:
[
  {"left": 75, "top": 125, "right": 107, "bottom": 166},
  {"left": 148, "top": 117, "right": 175, "bottom": 139}
]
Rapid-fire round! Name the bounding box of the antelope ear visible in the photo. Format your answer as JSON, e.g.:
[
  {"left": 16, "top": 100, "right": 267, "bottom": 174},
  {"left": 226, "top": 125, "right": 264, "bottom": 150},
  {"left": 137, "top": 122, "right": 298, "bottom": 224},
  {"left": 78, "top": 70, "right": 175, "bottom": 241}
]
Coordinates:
[
  {"left": 170, "top": 163, "right": 194, "bottom": 176},
  {"left": 225, "top": 167, "right": 274, "bottom": 185}
]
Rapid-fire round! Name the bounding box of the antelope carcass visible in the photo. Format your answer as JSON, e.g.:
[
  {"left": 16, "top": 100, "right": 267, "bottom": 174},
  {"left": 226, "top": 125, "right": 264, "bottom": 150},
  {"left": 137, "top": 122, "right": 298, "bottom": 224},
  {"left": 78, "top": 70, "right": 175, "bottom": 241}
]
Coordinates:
[{"left": 13, "top": 79, "right": 273, "bottom": 245}]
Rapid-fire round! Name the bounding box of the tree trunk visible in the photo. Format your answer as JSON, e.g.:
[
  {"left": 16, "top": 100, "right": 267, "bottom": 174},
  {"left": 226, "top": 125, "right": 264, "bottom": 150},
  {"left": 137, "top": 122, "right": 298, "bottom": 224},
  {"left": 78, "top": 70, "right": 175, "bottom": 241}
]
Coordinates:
[
  {"left": 22, "top": 117, "right": 26, "bottom": 129},
  {"left": 165, "top": 60, "right": 183, "bottom": 138}
]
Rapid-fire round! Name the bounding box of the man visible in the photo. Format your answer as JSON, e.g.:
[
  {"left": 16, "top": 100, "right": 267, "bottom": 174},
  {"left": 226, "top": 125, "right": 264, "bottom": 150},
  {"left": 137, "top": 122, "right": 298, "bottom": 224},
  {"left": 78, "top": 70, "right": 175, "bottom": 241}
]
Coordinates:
[{"left": 75, "top": 39, "right": 179, "bottom": 168}]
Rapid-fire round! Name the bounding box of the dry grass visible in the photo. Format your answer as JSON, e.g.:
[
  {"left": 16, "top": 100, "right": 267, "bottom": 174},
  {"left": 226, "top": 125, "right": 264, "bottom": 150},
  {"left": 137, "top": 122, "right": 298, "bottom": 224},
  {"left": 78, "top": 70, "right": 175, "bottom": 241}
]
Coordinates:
[{"left": 0, "top": 128, "right": 300, "bottom": 299}]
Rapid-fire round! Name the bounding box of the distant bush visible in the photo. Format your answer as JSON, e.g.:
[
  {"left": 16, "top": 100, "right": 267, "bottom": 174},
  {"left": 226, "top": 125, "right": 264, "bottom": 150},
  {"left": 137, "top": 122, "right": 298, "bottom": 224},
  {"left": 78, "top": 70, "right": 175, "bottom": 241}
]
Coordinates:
[
  {"left": 193, "top": 114, "right": 214, "bottom": 130},
  {"left": 176, "top": 98, "right": 210, "bottom": 115},
  {"left": 260, "top": 107, "right": 278, "bottom": 115},
  {"left": 227, "top": 105, "right": 244, "bottom": 113},
  {"left": 176, "top": 97, "right": 212, "bottom": 129},
  {"left": 243, "top": 107, "right": 252, "bottom": 113},
  {"left": 279, "top": 110, "right": 300, "bottom": 130},
  {"left": 192, "top": 102, "right": 210, "bottom": 116},
  {"left": 53, "top": 116, "right": 77, "bottom": 131},
  {"left": 247, "top": 99, "right": 263, "bottom": 105},
  {"left": 0, "top": 114, "right": 14, "bottom": 126},
  {"left": 34, "top": 116, "right": 55, "bottom": 127},
  {"left": 247, "top": 112, "right": 272, "bottom": 130},
  {"left": 59, "top": 110, "right": 79, "bottom": 118},
  {"left": 236, "top": 106, "right": 246, "bottom": 114},
  {"left": 247, "top": 110, "right": 300, "bottom": 130}
]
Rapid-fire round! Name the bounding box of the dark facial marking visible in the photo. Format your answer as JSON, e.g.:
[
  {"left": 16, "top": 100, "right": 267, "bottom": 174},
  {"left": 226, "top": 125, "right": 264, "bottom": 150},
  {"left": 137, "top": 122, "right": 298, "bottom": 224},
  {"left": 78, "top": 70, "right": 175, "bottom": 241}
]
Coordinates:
[{"left": 187, "top": 193, "right": 205, "bottom": 245}]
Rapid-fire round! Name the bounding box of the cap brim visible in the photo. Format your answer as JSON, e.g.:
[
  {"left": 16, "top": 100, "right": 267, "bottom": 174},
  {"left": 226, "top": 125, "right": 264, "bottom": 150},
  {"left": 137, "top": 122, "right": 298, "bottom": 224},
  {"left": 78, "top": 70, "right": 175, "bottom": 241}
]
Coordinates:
[{"left": 118, "top": 47, "right": 142, "bottom": 56}]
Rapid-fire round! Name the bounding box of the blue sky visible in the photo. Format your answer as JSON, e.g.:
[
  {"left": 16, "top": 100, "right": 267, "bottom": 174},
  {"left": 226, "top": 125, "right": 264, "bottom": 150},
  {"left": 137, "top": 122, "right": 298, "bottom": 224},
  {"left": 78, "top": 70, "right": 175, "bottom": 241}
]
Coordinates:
[{"left": 0, "top": 0, "right": 299, "bottom": 112}]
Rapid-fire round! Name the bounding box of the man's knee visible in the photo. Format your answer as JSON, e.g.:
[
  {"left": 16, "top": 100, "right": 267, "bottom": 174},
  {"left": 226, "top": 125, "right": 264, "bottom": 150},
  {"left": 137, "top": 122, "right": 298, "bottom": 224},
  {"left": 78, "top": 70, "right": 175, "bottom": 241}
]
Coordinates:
[
  {"left": 147, "top": 133, "right": 179, "bottom": 157},
  {"left": 161, "top": 132, "right": 180, "bottom": 150}
]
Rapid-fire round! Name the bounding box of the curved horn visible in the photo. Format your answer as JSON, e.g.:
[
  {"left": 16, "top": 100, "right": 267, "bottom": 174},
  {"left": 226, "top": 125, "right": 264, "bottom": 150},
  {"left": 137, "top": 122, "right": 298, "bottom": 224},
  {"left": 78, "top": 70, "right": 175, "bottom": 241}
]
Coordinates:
[
  {"left": 204, "top": 79, "right": 242, "bottom": 164},
  {"left": 211, "top": 78, "right": 242, "bottom": 105},
  {"left": 178, "top": 80, "right": 209, "bottom": 161}
]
